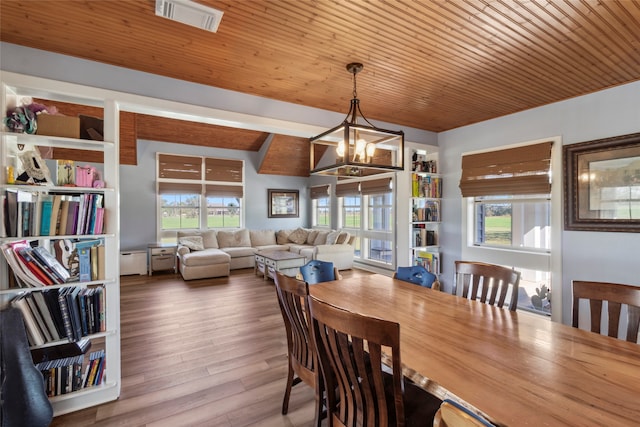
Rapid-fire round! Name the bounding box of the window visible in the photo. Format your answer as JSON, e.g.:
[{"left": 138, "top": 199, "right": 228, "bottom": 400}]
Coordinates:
[
  {"left": 461, "top": 141, "right": 556, "bottom": 317},
  {"left": 341, "top": 196, "right": 361, "bottom": 228},
  {"left": 161, "top": 193, "right": 200, "bottom": 229},
  {"left": 157, "top": 153, "right": 244, "bottom": 242},
  {"left": 337, "top": 177, "right": 395, "bottom": 268},
  {"left": 206, "top": 196, "right": 241, "bottom": 227},
  {"left": 310, "top": 185, "right": 330, "bottom": 227},
  {"left": 474, "top": 195, "right": 550, "bottom": 252},
  {"left": 366, "top": 192, "right": 394, "bottom": 263}
]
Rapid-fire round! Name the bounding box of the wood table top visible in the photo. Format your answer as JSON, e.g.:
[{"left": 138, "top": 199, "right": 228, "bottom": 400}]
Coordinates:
[{"left": 309, "top": 274, "right": 640, "bottom": 427}]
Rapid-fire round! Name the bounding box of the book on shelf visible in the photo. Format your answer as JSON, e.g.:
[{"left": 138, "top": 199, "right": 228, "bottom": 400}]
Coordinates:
[
  {"left": 84, "top": 349, "right": 106, "bottom": 387},
  {"left": 32, "top": 291, "right": 62, "bottom": 341},
  {"left": 66, "top": 200, "right": 80, "bottom": 235},
  {"left": 36, "top": 354, "right": 85, "bottom": 396},
  {"left": 58, "top": 199, "right": 70, "bottom": 236},
  {"left": 412, "top": 199, "right": 441, "bottom": 222},
  {"left": 414, "top": 250, "right": 440, "bottom": 275},
  {"left": 412, "top": 227, "right": 436, "bottom": 247},
  {"left": 2, "top": 242, "right": 43, "bottom": 288},
  {"left": 49, "top": 194, "right": 63, "bottom": 237},
  {"left": 39, "top": 194, "right": 53, "bottom": 236},
  {"left": 2, "top": 190, "right": 104, "bottom": 238},
  {"left": 73, "top": 239, "right": 103, "bottom": 282},
  {"left": 32, "top": 245, "right": 72, "bottom": 283},
  {"left": 31, "top": 338, "right": 91, "bottom": 364},
  {"left": 4, "top": 189, "right": 18, "bottom": 237},
  {"left": 411, "top": 174, "right": 442, "bottom": 198},
  {"left": 42, "top": 288, "right": 66, "bottom": 338},
  {"left": 12, "top": 294, "right": 47, "bottom": 346},
  {"left": 1, "top": 240, "right": 72, "bottom": 288}
]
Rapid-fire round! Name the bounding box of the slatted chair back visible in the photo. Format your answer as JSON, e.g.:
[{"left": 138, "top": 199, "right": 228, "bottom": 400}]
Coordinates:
[
  {"left": 308, "top": 295, "right": 441, "bottom": 427},
  {"left": 300, "top": 260, "right": 337, "bottom": 284},
  {"left": 394, "top": 265, "right": 438, "bottom": 289},
  {"left": 453, "top": 261, "right": 521, "bottom": 311},
  {"left": 433, "top": 399, "right": 495, "bottom": 427},
  {"left": 572, "top": 280, "right": 640, "bottom": 343},
  {"left": 273, "top": 272, "right": 324, "bottom": 426}
]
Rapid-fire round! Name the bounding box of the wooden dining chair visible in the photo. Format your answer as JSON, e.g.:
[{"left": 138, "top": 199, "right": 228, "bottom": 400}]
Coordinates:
[
  {"left": 453, "top": 261, "right": 521, "bottom": 311},
  {"left": 307, "top": 295, "right": 442, "bottom": 427},
  {"left": 273, "top": 272, "right": 324, "bottom": 426},
  {"left": 572, "top": 280, "right": 640, "bottom": 343},
  {"left": 300, "top": 260, "right": 340, "bottom": 284},
  {"left": 433, "top": 399, "right": 495, "bottom": 427},
  {"left": 394, "top": 265, "right": 440, "bottom": 290}
]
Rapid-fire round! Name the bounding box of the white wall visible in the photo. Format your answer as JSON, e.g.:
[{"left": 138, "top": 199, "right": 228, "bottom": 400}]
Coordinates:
[{"left": 438, "top": 80, "right": 640, "bottom": 324}]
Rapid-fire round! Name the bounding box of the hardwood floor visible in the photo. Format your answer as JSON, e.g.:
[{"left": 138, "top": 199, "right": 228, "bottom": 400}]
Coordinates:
[{"left": 50, "top": 268, "right": 372, "bottom": 427}]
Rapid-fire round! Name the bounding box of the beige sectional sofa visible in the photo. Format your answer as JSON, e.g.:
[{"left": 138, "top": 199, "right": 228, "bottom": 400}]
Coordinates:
[{"left": 176, "top": 228, "right": 355, "bottom": 280}]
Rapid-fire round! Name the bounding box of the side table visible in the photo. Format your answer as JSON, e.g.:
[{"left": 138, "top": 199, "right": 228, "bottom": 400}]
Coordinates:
[{"left": 148, "top": 243, "right": 177, "bottom": 275}]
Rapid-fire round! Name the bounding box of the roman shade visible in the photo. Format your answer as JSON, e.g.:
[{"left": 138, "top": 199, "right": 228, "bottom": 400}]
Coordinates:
[
  {"left": 360, "top": 177, "right": 392, "bottom": 195},
  {"left": 459, "top": 141, "right": 552, "bottom": 197},
  {"left": 205, "top": 158, "right": 243, "bottom": 182},
  {"left": 310, "top": 184, "right": 330, "bottom": 199},
  {"left": 157, "top": 182, "right": 201, "bottom": 194},
  {"left": 335, "top": 181, "right": 360, "bottom": 197},
  {"left": 158, "top": 154, "right": 202, "bottom": 180},
  {"left": 205, "top": 184, "right": 243, "bottom": 198}
]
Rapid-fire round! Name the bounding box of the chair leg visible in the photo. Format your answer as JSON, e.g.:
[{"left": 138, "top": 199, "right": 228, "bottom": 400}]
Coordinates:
[
  {"left": 313, "top": 377, "right": 326, "bottom": 427},
  {"left": 282, "top": 363, "right": 295, "bottom": 414}
]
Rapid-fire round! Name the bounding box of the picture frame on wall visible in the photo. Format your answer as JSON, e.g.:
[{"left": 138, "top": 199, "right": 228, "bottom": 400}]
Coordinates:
[
  {"left": 563, "top": 132, "right": 640, "bottom": 232},
  {"left": 268, "top": 189, "right": 299, "bottom": 218}
]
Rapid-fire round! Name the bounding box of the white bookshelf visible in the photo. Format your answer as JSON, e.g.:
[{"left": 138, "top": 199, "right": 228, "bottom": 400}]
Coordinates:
[{"left": 0, "top": 71, "right": 120, "bottom": 415}]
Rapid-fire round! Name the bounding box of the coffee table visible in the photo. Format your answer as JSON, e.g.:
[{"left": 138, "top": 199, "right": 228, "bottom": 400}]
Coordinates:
[{"left": 255, "top": 250, "right": 307, "bottom": 281}]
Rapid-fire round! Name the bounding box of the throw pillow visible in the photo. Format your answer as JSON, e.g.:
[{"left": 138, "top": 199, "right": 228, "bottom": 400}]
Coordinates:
[
  {"left": 326, "top": 230, "right": 340, "bottom": 245},
  {"left": 276, "top": 230, "right": 291, "bottom": 245},
  {"left": 336, "top": 231, "right": 351, "bottom": 244},
  {"left": 179, "top": 236, "right": 205, "bottom": 251},
  {"left": 313, "top": 231, "right": 330, "bottom": 245},
  {"left": 288, "top": 227, "right": 309, "bottom": 245},
  {"left": 306, "top": 230, "right": 319, "bottom": 245}
]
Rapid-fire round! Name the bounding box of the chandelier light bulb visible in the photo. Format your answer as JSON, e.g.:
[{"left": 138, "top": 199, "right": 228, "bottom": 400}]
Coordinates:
[
  {"left": 366, "top": 143, "right": 376, "bottom": 158},
  {"left": 336, "top": 140, "right": 345, "bottom": 157},
  {"left": 355, "top": 137, "right": 366, "bottom": 157}
]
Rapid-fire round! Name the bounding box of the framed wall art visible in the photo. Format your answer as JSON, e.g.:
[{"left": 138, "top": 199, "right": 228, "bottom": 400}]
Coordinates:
[
  {"left": 563, "top": 132, "right": 640, "bottom": 232},
  {"left": 268, "top": 189, "right": 299, "bottom": 218}
]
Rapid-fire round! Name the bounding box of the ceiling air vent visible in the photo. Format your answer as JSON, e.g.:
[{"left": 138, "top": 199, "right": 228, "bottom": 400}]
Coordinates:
[{"left": 155, "top": 0, "right": 224, "bottom": 33}]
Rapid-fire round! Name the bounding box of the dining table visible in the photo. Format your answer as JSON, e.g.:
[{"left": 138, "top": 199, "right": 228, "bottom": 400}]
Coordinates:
[{"left": 309, "top": 274, "right": 640, "bottom": 427}]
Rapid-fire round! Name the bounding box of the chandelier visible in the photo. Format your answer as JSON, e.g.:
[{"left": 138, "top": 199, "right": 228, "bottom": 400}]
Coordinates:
[{"left": 309, "top": 63, "right": 404, "bottom": 177}]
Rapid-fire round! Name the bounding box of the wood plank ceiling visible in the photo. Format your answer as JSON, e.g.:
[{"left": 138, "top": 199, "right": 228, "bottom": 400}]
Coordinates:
[{"left": 2, "top": 0, "right": 640, "bottom": 176}]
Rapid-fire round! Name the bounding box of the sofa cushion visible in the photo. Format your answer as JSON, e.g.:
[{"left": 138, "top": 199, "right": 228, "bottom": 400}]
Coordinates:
[
  {"left": 250, "top": 229, "right": 276, "bottom": 246},
  {"left": 326, "top": 230, "right": 340, "bottom": 245},
  {"left": 288, "top": 244, "right": 312, "bottom": 254},
  {"left": 306, "top": 230, "right": 319, "bottom": 245},
  {"left": 217, "top": 229, "right": 251, "bottom": 248},
  {"left": 276, "top": 229, "right": 291, "bottom": 245},
  {"left": 299, "top": 247, "right": 315, "bottom": 259},
  {"left": 178, "top": 235, "right": 204, "bottom": 251},
  {"left": 222, "top": 247, "right": 256, "bottom": 257},
  {"left": 181, "top": 248, "right": 230, "bottom": 267},
  {"left": 288, "top": 227, "right": 309, "bottom": 245},
  {"left": 313, "top": 231, "right": 329, "bottom": 245}
]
